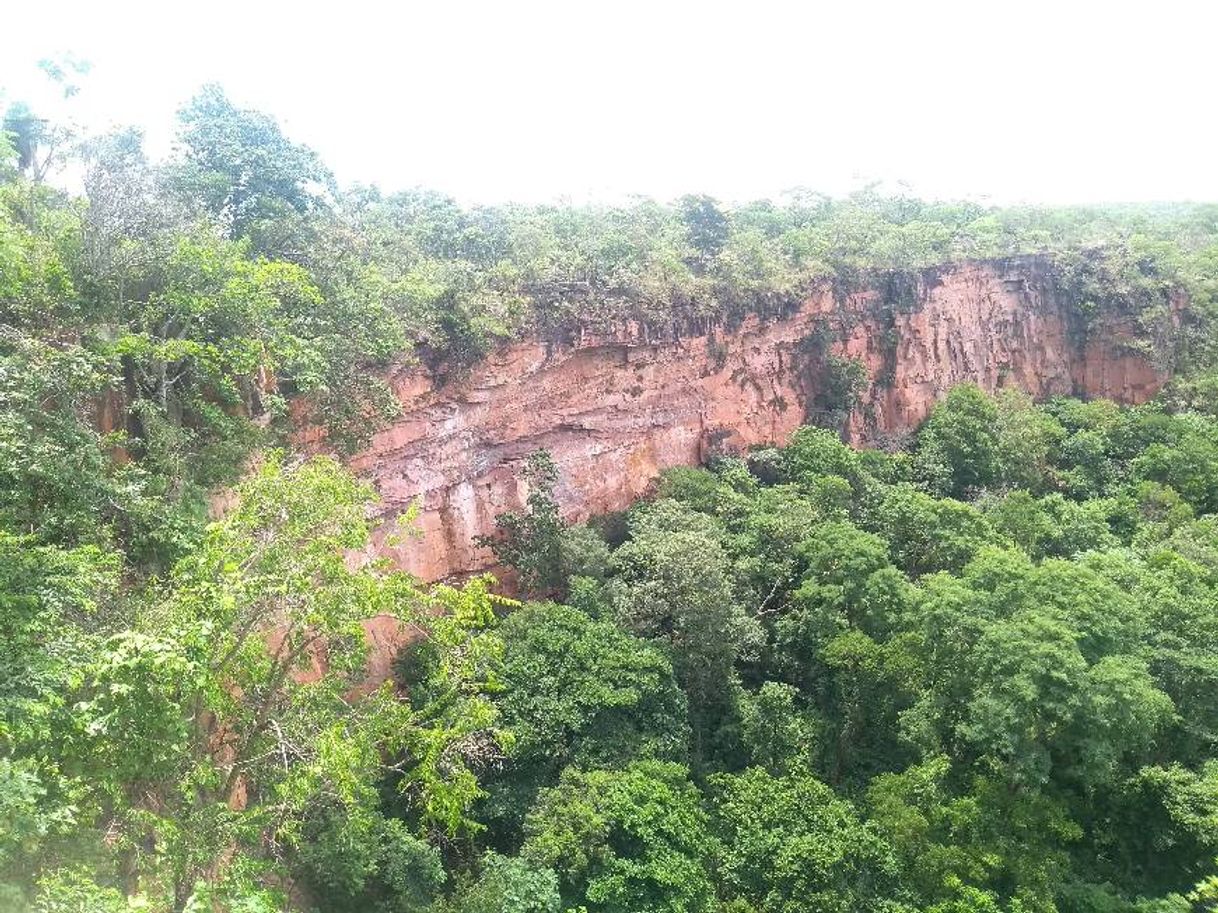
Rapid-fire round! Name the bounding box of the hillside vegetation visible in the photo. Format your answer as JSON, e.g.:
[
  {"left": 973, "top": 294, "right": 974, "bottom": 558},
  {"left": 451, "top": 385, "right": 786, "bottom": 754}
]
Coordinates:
[{"left": 2, "top": 86, "right": 1218, "bottom": 912}]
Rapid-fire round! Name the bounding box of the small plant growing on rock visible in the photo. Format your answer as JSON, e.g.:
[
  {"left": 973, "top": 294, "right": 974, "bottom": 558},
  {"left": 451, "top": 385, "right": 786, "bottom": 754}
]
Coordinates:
[{"left": 477, "top": 450, "right": 565, "bottom": 594}]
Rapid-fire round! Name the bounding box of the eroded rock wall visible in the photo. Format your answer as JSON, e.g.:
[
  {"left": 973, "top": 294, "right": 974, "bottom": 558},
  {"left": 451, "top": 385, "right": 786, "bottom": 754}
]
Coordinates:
[{"left": 320, "top": 257, "right": 1171, "bottom": 581}]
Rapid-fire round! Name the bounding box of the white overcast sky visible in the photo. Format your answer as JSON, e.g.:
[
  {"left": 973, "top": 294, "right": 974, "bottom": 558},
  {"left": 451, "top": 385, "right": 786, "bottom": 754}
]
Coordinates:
[{"left": 1, "top": 0, "right": 1214, "bottom": 206}]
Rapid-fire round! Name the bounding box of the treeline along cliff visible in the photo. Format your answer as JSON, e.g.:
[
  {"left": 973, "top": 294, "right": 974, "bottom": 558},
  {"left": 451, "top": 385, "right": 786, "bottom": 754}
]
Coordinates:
[{"left": 305, "top": 255, "right": 1184, "bottom": 581}]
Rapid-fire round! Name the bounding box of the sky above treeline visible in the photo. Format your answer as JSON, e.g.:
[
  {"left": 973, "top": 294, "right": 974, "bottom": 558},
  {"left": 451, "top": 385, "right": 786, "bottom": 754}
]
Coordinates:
[{"left": 1, "top": 0, "right": 1214, "bottom": 206}]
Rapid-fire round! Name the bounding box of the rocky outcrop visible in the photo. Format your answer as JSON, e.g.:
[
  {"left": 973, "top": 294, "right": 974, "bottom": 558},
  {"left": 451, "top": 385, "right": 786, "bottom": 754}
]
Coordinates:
[{"left": 313, "top": 257, "right": 1176, "bottom": 582}]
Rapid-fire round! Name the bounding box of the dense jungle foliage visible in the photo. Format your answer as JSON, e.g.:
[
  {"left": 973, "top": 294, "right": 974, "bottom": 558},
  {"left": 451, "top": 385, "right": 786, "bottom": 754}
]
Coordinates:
[{"left": 3, "top": 81, "right": 1218, "bottom": 912}]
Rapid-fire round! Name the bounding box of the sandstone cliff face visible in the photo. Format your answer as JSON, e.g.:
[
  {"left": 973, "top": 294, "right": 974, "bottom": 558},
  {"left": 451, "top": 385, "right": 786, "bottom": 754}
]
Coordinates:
[{"left": 326, "top": 257, "right": 1172, "bottom": 582}]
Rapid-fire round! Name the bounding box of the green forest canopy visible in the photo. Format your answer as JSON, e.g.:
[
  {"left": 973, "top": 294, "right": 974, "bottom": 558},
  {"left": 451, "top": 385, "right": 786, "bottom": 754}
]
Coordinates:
[{"left": 3, "top": 85, "right": 1218, "bottom": 913}]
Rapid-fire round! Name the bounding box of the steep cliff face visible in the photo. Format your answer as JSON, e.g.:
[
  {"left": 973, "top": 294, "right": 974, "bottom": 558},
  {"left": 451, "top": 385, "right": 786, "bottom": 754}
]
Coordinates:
[{"left": 320, "top": 257, "right": 1174, "bottom": 581}]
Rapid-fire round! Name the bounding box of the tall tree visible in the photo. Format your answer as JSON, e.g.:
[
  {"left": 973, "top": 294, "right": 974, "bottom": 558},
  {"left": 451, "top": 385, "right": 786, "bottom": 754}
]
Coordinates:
[{"left": 173, "top": 84, "right": 332, "bottom": 251}]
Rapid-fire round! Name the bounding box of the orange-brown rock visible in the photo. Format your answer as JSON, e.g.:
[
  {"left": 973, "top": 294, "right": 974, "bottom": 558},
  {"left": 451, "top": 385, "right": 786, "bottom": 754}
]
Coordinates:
[{"left": 322, "top": 257, "right": 1175, "bottom": 582}]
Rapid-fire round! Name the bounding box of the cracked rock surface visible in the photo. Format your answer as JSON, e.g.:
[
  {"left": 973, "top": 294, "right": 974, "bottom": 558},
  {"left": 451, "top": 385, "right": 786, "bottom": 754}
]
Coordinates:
[{"left": 299, "top": 257, "right": 1175, "bottom": 582}]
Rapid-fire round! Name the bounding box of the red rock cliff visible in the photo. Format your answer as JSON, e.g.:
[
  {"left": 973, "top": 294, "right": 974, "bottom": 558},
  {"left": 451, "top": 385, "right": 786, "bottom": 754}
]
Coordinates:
[{"left": 325, "top": 257, "right": 1173, "bottom": 581}]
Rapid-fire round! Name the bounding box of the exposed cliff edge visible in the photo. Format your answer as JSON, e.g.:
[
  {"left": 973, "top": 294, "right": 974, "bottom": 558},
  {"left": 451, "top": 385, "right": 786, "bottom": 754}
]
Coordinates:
[{"left": 301, "top": 256, "right": 1178, "bottom": 582}]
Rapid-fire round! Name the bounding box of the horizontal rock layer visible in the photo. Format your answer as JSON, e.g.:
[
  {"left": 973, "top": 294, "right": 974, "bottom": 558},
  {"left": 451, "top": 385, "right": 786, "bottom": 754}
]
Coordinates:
[{"left": 313, "top": 257, "right": 1173, "bottom": 581}]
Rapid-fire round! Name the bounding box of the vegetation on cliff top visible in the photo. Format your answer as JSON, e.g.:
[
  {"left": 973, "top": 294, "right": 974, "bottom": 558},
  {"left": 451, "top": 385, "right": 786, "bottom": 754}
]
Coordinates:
[
  {"left": 3, "top": 81, "right": 1218, "bottom": 912},
  {"left": 3, "top": 83, "right": 1218, "bottom": 489}
]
